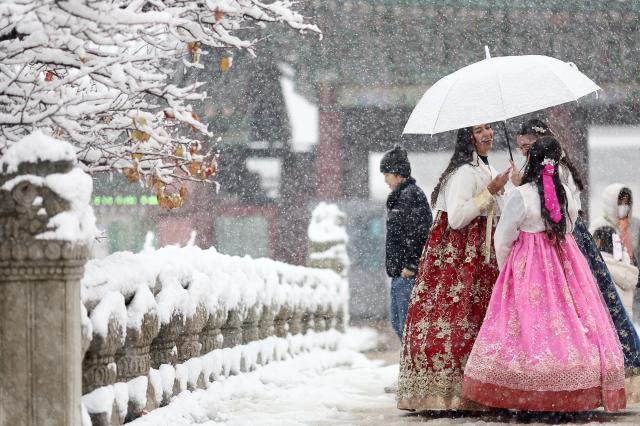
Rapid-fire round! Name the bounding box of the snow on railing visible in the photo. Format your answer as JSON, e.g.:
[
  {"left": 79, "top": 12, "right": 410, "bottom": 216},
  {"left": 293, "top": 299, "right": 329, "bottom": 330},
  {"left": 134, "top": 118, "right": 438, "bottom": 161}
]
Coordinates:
[{"left": 80, "top": 246, "right": 348, "bottom": 425}]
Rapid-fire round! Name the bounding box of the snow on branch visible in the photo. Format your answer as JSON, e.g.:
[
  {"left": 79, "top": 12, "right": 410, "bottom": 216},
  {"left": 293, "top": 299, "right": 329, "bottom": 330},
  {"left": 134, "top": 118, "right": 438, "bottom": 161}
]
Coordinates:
[{"left": 0, "top": 0, "right": 320, "bottom": 209}]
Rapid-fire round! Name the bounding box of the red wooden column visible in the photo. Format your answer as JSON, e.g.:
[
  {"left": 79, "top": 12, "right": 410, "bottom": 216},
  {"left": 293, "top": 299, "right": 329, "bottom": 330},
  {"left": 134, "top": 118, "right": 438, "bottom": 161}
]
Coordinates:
[
  {"left": 548, "top": 104, "right": 589, "bottom": 215},
  {"left": 315, "top": 83, "right": 343, "bottom": 200}
]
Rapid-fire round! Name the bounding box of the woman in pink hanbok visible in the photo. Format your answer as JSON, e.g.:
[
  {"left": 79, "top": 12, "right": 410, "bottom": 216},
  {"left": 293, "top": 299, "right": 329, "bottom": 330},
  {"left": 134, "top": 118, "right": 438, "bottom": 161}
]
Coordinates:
[{"left": 462, "top": 136, "right": 626, "bottom": 412}]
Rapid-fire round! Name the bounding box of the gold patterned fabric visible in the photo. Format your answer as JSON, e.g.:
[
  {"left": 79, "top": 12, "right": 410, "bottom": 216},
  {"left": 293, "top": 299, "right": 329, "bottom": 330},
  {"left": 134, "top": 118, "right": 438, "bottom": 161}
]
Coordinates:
[
  {"left": 397, "top": 212, "right": 498, "bottom": 410},
  {"left": 462, "top": 231, "right": 626, "bottom": 412}
]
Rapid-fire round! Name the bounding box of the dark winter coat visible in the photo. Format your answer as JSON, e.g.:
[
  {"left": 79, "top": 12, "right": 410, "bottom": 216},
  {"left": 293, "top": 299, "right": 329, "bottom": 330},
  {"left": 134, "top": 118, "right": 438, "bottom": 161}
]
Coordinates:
[{"left": 385, "top": 177, "right": 432, "bottom": 278}]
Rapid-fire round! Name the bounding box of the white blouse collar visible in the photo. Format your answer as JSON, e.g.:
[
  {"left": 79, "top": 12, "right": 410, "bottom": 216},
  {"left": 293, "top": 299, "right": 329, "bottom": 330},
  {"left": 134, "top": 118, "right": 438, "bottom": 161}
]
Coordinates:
[{"left": 472, "top": 151, "right": 494, "bottom": 177}]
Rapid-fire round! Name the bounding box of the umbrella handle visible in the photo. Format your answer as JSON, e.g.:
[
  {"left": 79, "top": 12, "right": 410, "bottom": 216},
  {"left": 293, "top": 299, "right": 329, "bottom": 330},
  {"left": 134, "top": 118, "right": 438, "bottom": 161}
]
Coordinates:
[{"left": 502, "top": 121, "right": 514, "bottom": 162}]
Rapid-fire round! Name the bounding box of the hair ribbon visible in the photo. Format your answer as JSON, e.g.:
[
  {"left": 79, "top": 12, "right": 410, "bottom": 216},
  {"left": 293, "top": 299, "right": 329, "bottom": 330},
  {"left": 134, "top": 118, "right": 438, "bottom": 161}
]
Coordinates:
[{"left": 541, "top": 159, "right": 562, "bottom": 223}]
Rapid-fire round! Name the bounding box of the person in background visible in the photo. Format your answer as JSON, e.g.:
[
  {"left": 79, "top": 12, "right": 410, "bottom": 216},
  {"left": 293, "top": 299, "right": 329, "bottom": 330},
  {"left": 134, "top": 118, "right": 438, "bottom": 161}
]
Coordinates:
[
  {"left": 591, "top": 185, "right": 640, "bottom": 265},
  {"left": 593, "top": 226, "right": 639, "bottom": 316},
  {"left": 379, "top": 145, "right": 432, "bottom": 393}
]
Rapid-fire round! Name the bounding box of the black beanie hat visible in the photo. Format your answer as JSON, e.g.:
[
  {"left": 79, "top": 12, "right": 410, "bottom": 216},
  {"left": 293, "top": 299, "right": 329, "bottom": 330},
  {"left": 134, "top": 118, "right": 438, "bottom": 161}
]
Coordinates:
[{"left": 380, "top": 145, "right": 411, "bottom": 177}]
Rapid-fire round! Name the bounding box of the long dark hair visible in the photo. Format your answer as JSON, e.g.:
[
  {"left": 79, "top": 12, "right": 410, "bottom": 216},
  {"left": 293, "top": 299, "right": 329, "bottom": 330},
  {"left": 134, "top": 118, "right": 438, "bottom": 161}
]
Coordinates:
[
  {"left": 521, "top": 136, "right": 570, "bottom": 242},
  {"left": 517, "top": 118, "right": 553, "bottom": 138},
  {"left": 619, "top": 187, "right": 633, "bottom": 205},
  {"left": 430, "top": 127, "right": 477, "bottom": 206},
  {"left": 518, "top": 118, "right": 584, "bottom": 191}
]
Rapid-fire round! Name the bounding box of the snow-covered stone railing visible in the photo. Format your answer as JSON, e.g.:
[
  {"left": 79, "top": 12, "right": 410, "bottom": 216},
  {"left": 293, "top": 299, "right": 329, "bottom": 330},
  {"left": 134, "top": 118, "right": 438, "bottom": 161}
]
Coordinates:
[{"left": 80, "top": 246, "right": 348, "bottom": 425}]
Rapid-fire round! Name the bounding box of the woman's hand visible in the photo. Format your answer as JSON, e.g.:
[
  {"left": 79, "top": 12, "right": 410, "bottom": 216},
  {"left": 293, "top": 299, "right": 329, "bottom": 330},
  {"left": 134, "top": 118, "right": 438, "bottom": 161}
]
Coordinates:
[
  {"left": 401, "top": 268, "right": 415, "bottom": 278},
  {"left": 487, "top": 168, "right": 510, "bottom": 195}
]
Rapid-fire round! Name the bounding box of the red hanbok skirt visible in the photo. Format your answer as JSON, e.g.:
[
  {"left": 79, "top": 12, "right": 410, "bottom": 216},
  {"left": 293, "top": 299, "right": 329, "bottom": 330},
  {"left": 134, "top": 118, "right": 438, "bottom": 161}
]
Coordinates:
[{"left": 397, "top": 211, "right": 499, "bottom": 410}]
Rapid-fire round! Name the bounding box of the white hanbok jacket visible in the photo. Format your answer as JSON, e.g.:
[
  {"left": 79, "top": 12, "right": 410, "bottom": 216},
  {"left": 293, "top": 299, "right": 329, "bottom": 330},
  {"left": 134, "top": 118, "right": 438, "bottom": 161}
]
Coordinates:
[
  {"left": 494, "top": 182, "right": 579, "bottom": 269},
  {"left": 559, "top": 165, "right": 582, "bottom": 212},
  {"left": 434, "top": 152, "right": 504, "bottom": 229},
  {"left": 434, "top": 152, "right": 505, "bottom": 263}
]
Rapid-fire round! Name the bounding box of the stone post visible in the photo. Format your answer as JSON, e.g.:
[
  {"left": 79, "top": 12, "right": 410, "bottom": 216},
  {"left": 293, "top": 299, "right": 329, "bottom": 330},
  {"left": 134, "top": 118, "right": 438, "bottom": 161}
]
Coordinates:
[
  {"left": 335, "top": 306, "right": 346, "bottom": 333},
  {"left": 199, "top": 306, "right": 228, "bottom": 354},
  {"left": 150, "top": 313, "right": 183, "bottom": 369},
  {"left": 176, "top": 304, "right": 207, "bottom": 362},
  {"left": 288, "top": 304, "right": 304, "bottom": 336},
  {"left": 258, "top": 303, "right": 276, "bottom": 339},
  {"left": 221, "top": 308, "right": 245, "bottom": 348},
  {"left": 323, "top": 305, "right": 335, "bottom": 331},
  {"left": 115, "top": 288, "right": 160, "bottom": 383},
  {"left": 274, "top": 303, "right": 292, "bottom": 338},
  {"left": 241, "top": 304, "right": 262, "bottom": 344},
  {"left": 0, "top": 145, "right": 91, "bottom": 426},
  {"left": 314, "top": 305, "right": 327, "bottom": 332},
  {"left": 301, "top": 307, "right": 315, "bottom": 334}
]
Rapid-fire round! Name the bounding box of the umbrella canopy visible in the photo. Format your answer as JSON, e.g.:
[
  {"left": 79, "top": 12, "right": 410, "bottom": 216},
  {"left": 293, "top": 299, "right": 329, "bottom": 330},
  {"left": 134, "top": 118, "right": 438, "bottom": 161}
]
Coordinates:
[{"left": 403, "top": 50, "right": 600, "bottom": 135}]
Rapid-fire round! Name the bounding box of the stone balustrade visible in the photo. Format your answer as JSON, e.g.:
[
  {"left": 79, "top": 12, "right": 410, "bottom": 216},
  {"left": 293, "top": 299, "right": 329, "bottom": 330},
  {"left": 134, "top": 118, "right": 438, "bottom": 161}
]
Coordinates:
[
  {"left": 0, "top": 133, "right": 350, "bottom": 426},
  {"left": 80, "top": 247, "right": 348, "bottom": 425}
]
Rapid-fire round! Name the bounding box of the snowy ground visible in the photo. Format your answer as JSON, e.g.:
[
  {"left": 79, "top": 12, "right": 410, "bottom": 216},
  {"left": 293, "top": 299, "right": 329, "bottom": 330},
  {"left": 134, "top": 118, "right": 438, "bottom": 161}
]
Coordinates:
[{"left": 131, "top": 325, "right": 640, "bottom": 426}]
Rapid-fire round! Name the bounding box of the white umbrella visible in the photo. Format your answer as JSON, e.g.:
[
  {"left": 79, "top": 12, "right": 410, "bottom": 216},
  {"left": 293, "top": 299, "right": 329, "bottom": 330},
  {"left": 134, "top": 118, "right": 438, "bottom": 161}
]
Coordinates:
[{"left": 403, "top": 47, "right": 600, "bottom": 142}]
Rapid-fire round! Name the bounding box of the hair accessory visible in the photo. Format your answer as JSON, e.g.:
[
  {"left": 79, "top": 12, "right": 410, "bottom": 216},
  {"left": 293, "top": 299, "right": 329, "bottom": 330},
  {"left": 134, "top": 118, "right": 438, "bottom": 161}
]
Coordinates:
[
  {"left": 532, "top": 126, "right": 547, "bottom": 134},
  {"left": 541, "top": 163, "right": 562, "bottom": 223},
  {"left": 541, "top": 158, "right": 557, "bottom": 167}
]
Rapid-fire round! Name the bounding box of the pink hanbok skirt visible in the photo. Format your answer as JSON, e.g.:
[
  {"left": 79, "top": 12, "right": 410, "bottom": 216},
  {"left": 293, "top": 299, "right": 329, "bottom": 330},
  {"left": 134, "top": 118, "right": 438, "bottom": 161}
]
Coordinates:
[{"left": 462, "top": 231, "right": 626, "bottom": 412}]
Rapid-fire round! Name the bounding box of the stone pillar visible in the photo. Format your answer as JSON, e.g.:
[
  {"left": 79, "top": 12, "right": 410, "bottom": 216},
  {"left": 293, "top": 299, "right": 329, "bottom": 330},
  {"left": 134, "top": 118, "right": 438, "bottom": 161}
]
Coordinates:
[{"left": 0, "top": 158, "right": 89, "bottom": 425}]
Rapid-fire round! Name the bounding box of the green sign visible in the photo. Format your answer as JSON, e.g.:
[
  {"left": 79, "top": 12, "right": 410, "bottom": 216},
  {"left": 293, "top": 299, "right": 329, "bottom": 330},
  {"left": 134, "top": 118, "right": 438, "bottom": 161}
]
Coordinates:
[{"left": 92, "top": 195, "right": 158, "bottom": 206}]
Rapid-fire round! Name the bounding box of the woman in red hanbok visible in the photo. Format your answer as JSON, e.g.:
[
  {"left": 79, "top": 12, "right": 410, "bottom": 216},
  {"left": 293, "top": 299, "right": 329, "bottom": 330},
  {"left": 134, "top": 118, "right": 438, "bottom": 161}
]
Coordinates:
[{"left": 397, "top": 123, "right": 510, "bottom": 410}]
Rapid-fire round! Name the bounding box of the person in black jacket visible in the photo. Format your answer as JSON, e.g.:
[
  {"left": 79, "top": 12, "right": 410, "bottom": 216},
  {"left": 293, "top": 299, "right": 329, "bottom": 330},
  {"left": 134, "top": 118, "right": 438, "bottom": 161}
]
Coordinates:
[{"left": 380, "top": 146, "right": 432, "bottom": 342}]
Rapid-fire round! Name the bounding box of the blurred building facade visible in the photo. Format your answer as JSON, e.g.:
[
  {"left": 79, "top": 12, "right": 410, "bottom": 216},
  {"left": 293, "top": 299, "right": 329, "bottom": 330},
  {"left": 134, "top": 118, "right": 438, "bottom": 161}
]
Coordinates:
[{"left": 94, "top": 1, "right": 640, "bottom": 318}]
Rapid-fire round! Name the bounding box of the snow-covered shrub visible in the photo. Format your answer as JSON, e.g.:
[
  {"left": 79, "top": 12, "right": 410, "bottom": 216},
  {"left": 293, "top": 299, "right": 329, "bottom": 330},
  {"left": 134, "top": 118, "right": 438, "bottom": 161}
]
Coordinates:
[{"left": 308, "top": 202, "right": 350, "bottom": 277}]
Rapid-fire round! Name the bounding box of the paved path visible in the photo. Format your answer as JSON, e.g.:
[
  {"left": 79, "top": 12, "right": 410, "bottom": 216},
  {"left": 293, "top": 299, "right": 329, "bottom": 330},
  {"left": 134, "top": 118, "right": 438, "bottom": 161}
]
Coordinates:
[
  {"left": 133, "top": 322, "right": 640, "bottom": 425},
  {"left": 350, "top": 320, "right": 640, "bottom": 426}
]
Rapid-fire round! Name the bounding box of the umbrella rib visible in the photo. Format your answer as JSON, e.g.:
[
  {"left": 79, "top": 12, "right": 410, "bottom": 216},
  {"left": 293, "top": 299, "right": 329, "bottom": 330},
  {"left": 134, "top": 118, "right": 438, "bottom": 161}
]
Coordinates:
[{"left": 431, "top": 72, "right": 465, "bottom": 134}]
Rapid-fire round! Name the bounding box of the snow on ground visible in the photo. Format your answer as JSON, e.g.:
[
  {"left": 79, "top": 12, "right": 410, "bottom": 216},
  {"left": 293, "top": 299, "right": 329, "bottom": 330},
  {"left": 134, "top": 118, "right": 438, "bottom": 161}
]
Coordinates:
[
  {"left": 130, "top": 327, "right": 396, "bottom": 426},
  {"left": 130, "top": 325, "right": 640, "bottom": 426}
]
